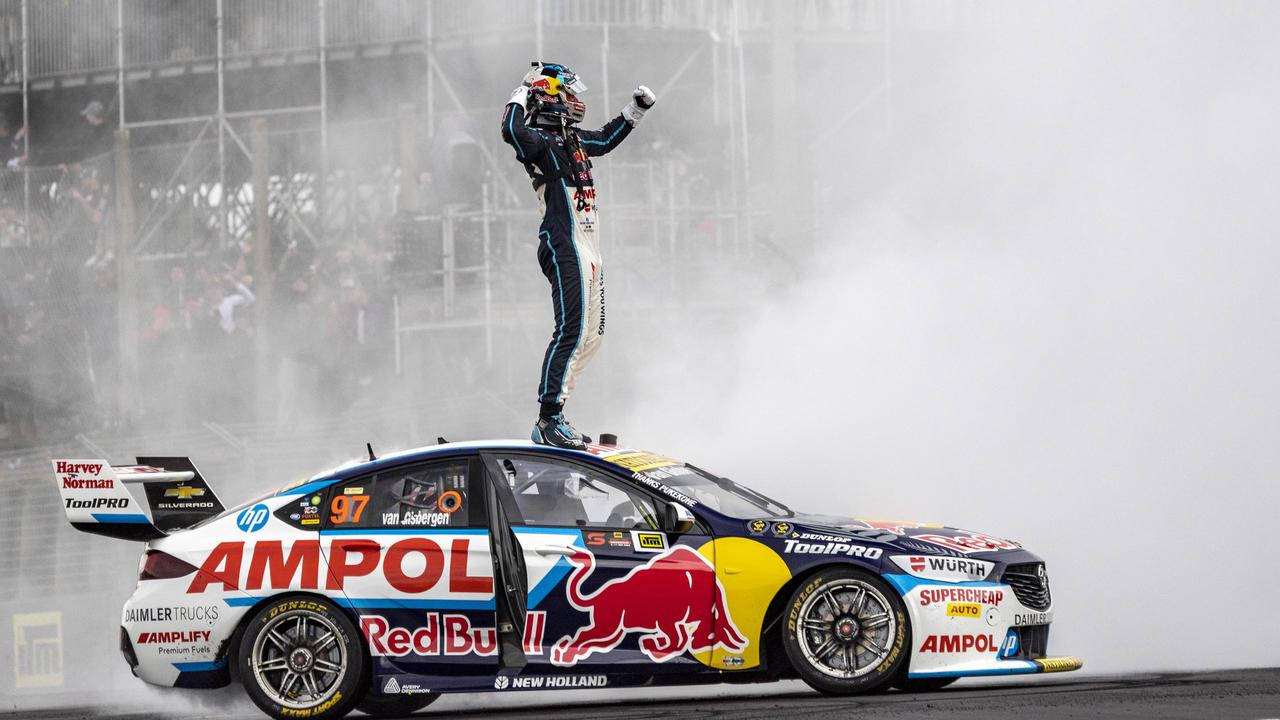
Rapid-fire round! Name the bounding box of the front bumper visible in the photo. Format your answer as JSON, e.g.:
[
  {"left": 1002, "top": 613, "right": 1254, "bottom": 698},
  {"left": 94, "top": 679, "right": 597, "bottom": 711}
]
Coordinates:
[{"left": 885, "top": 570, "right": 1082, "bottom": 680}]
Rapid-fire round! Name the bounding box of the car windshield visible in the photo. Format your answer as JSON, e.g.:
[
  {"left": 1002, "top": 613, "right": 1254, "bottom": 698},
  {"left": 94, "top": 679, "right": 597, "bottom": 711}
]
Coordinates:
[{"left": 657, "top": 464, "right": 792, "bottom": 519}]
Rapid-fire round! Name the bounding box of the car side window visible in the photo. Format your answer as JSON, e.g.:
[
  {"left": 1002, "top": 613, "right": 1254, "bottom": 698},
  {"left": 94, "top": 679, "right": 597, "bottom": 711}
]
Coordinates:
[
  {"left": 323, "top": 459, "right": 474, "bottom": 530},
  {"left": 496, "top": 456, "right": 660, "bottom": 530}
]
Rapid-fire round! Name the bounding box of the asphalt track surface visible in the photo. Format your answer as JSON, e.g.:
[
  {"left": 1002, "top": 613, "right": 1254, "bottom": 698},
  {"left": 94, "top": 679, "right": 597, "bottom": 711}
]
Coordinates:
[{"left": 5, "top": 668, "right": 1278, "bottom": 720}]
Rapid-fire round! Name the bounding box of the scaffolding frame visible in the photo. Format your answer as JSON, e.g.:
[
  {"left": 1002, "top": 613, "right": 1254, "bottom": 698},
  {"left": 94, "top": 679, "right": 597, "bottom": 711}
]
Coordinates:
[
  {"left": 1, "top": 0, "right": 973, "bottom": 426},
  {"left": 4, "top": 0, "right": 937, "bottom": 257}
]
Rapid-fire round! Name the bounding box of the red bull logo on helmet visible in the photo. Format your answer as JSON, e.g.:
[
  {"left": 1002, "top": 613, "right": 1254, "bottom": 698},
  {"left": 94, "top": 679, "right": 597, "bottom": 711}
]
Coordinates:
[
  {"left": 530, "top": 76, "right": 560, "bottom": 95},
  {"left": 550, "top": 546, "right": 747, "bottom": 666}
]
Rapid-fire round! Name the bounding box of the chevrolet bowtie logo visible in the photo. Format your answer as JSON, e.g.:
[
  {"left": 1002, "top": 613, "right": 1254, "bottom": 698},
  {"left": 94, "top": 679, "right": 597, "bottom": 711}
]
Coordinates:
[{"left": 164, "top": 486, "right": 205, "bottom": 499}]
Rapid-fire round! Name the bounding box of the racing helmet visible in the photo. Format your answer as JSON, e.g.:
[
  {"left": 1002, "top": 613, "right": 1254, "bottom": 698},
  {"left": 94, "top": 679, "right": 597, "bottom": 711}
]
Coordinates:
[{"left": 522, "top": 61, "right": 587, "bottom": 126}]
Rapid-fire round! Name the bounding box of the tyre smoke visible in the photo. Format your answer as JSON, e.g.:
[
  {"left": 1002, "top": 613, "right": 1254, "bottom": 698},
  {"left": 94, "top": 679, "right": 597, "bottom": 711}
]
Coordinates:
[{"left": 611, "top": 1, "right": 1280, "bottom": 673}]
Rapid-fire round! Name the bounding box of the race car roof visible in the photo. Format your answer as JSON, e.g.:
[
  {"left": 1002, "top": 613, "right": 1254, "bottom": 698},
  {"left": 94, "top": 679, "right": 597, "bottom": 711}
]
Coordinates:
[{"left": 277, "top": 439, "right": 655, "bottom": 496}]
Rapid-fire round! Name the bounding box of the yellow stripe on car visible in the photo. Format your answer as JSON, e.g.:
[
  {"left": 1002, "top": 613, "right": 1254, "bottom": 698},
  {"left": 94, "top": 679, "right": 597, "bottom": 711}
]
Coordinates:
[
  {"left": 1036, "top": 656, "right": 1084, "bottom": 673},
  {"left": 694, "top": 537, "right": 792, "bottom": 670}
]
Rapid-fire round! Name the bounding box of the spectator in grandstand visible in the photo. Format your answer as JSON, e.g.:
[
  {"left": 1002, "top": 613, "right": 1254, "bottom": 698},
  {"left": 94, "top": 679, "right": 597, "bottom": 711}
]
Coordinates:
[
  {"left": 278, "top": 268, "right": 318, "bottom": 355},
  {"left": 39, "top": 99, "right": 114, "bottom": 166},
  {"left": 274, "top": 267, "right": 322, "bottom": 428},
  {"left": 0, "top": 268, "right": 37, "bottom": 349},
  {"left": 167, "top": 263, "right": 192, "bottom": 312},
  {"left": 276, "top": 238, "right": 302, "bottom": 277},
  {"left": 66, "top": 166, "right": 112, "bottom": 267},
  {"left": 214, "top": 273, "right": 255, "bottom": 334},
  {"left": 0, "top": 206, "right": 26, "bottom": 247},
  {"left": 228, "top": 238, "right": 254, "bottom": 278},
  {"left": 185, "top": 271, "right": 253, "bottom": 421},
  {"left": 141, "top": 263, "right": 193, "bottom": 349},
  {"left": 0, "top": 116, "right": 26, "bottom": 169},
  {"left": 141, "top": 303, "right": 173, "bottom": 345},
  {"left": 81, "top": 100, "right": 106, "bottom": 126},
  {"left": 318, "top": 259, "right": 367, "bottom": 412},
  {"left": 77, "top": 99, "right": 114, "bottom": 161},
  {"left": 0, "top": 117, "right": 27, "bottom": 214}
]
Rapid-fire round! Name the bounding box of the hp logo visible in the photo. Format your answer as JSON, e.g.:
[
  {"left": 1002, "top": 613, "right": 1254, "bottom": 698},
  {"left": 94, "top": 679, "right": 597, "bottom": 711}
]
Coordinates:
[
  {"left": 236, "top": 503, "right": 270, "bottom": 533},
  {"left": 998, "top": 629, "right": 1020, "bottom": 659}
]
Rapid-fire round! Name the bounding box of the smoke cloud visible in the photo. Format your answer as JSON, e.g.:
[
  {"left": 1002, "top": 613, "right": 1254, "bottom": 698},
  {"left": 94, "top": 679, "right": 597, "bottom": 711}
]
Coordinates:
[{"left": 608, "top": 1, "right": 1280, "bottom": 673}]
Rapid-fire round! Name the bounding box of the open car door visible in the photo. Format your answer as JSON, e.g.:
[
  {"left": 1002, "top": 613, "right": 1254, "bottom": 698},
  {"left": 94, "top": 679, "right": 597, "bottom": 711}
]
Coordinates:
[{"left": 484, "top": 459, "right": 528, "bottom": 669}]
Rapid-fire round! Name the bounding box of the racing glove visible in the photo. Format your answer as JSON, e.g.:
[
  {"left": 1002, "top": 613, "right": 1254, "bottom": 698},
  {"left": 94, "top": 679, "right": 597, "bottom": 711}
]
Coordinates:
[
  {"left": 508, "top": 85, "right": 531, "bottom": 108},
  {"left": 622, "top": 85, "right": 656, "bottom": 125}
]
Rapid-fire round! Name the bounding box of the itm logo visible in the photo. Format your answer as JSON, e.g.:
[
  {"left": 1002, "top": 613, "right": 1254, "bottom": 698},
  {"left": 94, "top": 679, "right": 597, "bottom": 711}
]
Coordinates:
[{"left": 13, "top": 611, "right": 64, "bottom": 688}]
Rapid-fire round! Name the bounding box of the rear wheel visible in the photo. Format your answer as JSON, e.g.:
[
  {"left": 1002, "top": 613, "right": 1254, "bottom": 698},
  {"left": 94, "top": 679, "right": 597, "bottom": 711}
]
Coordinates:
[
  {"left": 239, "top": 596, "right": 364, "bottom": 720},
  {"left": 356, "top": 693, "right": 439, "bottom": 717},
  {"left": 783, "top": 567, "right": 909, "bottom": 695}
]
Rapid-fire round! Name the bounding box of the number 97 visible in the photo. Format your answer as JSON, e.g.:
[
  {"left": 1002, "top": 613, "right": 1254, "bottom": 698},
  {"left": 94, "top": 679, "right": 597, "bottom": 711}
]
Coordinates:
[{"left": 330, "top": 494, "right": 369, "bottom": 524}]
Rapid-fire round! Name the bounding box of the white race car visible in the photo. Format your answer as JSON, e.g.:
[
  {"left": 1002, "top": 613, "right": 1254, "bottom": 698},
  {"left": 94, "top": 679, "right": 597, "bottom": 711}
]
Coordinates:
[{"left": 56, "top": 441, "right": 1080, "bottom": 719}]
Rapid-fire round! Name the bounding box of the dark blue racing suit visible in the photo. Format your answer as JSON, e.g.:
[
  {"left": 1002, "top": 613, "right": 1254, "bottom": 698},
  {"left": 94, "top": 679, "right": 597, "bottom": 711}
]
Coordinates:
[{"left": 501, "top": 102, "right": 635, "bottom": 408}]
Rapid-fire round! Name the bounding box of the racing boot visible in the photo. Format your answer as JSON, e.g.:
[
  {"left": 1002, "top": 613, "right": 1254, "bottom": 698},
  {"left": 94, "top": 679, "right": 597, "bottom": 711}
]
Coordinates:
[{"left": 532, "top": 414, "right": 591, "bottom": 449}]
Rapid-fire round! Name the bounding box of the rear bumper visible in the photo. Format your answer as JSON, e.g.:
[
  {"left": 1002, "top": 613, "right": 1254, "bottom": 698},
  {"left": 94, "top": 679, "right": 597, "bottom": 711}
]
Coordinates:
[
  {"left": 121, "top": 622, "right": 231, "bottom": 688},
  {"left": 120, "top": 577, "right": 245, "bottom": 690},
  {"left": 120, "top": 626, "right": 140, "bottom": 676},
  {"left": 171, "top": 658, "right": 231, "bottom": 689}
]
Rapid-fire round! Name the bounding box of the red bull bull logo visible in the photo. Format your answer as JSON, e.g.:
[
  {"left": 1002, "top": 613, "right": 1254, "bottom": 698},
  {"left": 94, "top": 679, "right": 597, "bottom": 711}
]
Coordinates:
[
  {"left": 550, "top": 546, "right": 747, "bottom": 666},
  {"left": 531, "top": 76, "right": 561, "bottom": 95}
]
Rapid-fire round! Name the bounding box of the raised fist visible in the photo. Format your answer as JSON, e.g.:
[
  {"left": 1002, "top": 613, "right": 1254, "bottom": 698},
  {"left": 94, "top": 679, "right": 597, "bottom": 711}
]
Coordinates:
[
  {"left": 633, "top": 85, "right": 656, "bottom": 109},
  {"left": 623, "top": 85, "right": 656, "bottom": 125}
]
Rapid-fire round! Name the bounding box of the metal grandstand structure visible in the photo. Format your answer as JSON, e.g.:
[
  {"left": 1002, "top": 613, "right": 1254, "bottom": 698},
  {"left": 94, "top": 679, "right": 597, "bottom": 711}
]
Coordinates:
[
  {"left": 0, "top": 0, "right": 998, "bottom": 444},
  {"left": 0, "top": 0, "right": 999, "bottom": 247}
]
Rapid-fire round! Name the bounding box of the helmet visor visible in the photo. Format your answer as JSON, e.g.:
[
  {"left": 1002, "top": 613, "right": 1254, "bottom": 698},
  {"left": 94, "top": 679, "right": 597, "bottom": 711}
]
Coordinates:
[{"left": 564, "top": 74, "right": 587, "bottom": 95}]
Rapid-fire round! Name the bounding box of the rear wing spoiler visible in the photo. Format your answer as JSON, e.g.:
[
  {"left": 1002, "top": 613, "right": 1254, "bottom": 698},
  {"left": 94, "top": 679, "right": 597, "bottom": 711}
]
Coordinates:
[{"left": 54, "top": 457, "right": 226, "bottom": 541}]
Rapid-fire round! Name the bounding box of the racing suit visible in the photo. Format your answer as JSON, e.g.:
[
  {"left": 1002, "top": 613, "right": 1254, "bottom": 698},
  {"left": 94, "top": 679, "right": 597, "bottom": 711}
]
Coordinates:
[{"left": 501, "top": 101, "right": 635, "bottom": 410}]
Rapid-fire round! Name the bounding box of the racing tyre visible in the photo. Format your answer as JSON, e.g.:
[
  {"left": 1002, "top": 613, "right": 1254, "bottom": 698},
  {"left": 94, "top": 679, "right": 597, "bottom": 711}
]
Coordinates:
[
  {"left": 892, "top": 676, "right": 957, "bottom": 693},
  {"left": 783, "top": 567, "right": 908, "bottom": 695},
  {"left": 356, "top": 693, "right": 439, "bottom": 717},
  {"left": 239, "top": 596, "right": 364, "bottom": 720}
]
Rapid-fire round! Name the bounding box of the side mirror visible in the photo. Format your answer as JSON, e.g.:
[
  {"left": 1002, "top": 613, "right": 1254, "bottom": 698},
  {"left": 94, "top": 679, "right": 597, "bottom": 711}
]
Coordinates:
[{"left": 662, "top": 502, "right": 696, "bottom": 535}]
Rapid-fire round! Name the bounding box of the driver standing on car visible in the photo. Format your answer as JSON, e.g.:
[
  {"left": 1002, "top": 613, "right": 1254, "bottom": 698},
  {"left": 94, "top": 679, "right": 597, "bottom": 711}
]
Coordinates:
[{"left": 501, "top": 61, "right": 656, "bottom": 450}]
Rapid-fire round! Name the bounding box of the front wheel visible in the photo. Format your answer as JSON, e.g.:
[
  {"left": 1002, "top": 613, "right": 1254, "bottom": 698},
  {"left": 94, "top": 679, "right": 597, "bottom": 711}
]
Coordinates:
[
  {"left": 357, "top": 693, "right": 439, "bottom": 717},
  {"left": 239, "top": 596, "right": 365, "bottom": 720},
  {"left": 783, "top": 567, "right": 909, "bottom": 695}
]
